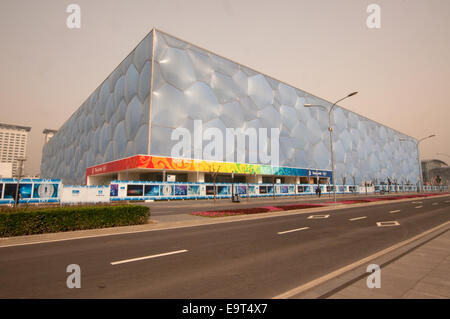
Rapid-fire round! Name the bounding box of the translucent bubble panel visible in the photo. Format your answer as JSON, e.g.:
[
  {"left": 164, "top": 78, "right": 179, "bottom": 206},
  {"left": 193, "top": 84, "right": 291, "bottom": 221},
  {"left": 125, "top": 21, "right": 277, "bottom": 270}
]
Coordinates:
[
  {"left": 149, "top": 30, "right": 420, "bottom": 184},
  {"left": 41, "top": 33, "right": 153, "bottom": 185},
  {"left": 42, "top": 29, "right": 420, "bottom": 186}
]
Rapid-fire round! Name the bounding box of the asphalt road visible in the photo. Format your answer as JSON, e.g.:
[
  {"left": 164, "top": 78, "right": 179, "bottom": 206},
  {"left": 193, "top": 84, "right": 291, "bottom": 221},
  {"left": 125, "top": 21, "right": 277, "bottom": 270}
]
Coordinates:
[{"left": 0, "top": 195, "right": 449, "bottom": 298}]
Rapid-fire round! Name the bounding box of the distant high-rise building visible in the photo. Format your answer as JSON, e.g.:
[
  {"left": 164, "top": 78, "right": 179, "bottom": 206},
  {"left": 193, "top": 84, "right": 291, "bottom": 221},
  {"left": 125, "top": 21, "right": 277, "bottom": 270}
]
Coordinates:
[{"left": 0, "top": 123, "right": 31, "bottom": 177}]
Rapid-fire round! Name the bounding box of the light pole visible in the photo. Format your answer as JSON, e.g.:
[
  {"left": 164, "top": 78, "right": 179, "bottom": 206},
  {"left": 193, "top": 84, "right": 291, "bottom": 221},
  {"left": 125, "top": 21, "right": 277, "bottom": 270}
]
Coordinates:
[
  {"left": 14, "top": 158, "right": 26, "bottom": 207},
  {"left": 400, "top": 134, "right": 435, "bottom": 193},
  {"left": 305, "top": 91, "right": 358, "bottom": 202}
]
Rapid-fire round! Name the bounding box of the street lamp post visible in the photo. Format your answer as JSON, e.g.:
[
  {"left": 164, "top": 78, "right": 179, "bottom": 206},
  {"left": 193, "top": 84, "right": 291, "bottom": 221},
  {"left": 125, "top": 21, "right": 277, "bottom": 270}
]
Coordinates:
[
  {"left": 400, "top": 135, "right": 435, "bottom": 193},
  {"left": 305, "top": 91, "right": 358, "bottom": 202},
  {"left": 14, "top": 158, "right": 26, "bottom": 207}
]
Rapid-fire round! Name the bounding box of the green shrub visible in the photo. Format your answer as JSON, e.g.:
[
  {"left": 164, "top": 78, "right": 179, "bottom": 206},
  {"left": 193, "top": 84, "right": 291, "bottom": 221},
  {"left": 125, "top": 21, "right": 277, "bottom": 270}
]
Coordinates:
[{"left": 0, "top": 205, "right": 150, "bottom": 237}]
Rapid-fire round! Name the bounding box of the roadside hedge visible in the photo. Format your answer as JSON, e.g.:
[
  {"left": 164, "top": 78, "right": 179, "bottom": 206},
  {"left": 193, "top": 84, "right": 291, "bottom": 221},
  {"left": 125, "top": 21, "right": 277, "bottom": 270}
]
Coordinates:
[{"left": 0, "top": 205, "right": 150, "bottom": 237}]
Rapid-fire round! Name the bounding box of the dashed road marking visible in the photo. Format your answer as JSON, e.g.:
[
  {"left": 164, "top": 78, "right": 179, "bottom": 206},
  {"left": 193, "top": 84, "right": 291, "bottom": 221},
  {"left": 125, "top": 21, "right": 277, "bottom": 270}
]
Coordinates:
[
  {"left": 389, "top": 210, "right": 401, "bottom": 214},
  {"left": 111, "top": 249, "right": 188, "bottom": 265},
  {"left": 349, "top": 216, "right": 367, "bottom": 221},
  {"left": 376, "top": 221, "right": 400, "bottom": 227},
  {"left": 415, "top": 206, "right": 423, "bottom": 209},
  {"left": 412, "top": 201, "right": 423, "bottom": 204},
  {"left": 307, "top": 214, "right": 330, "bottom": 219},
  {"left": 278, "top": 227, "right": 310, "bottom": 235}
]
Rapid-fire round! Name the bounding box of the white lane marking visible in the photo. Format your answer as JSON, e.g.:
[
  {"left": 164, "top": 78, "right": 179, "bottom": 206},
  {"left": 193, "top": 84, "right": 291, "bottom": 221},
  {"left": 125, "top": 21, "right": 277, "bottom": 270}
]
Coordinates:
[
  {"left": 445, "top": 200, "right": 450, "bottom": 203},
  {"left": 412, "top": 201, "right": 423, "bottom": 204},
  {"left": 307, "top": 214, "right": 330, "bottom": 219},
  {"left": 432, "top": 203, "right": 438, "bottom": 205},
  {"left": 415, "top": 206, "right": 423, "bottom": 209},
  {"left": 389, "top": 210, "right": 401, "bottom": 214},
  {"left": 111, "top": 249, "right": 188, "bottom": 265},
  {"left": 349, "top": 216, "right": 367, "bottom": 221},
  {"left": 377, "top": 221, "right": 400, "bottom": 227},
  {"left": 278, "top": 227, "right": 310, "bottom": 235}
]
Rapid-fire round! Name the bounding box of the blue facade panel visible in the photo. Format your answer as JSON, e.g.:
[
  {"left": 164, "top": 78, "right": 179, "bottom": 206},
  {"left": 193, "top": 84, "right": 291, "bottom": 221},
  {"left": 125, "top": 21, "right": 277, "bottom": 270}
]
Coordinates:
[
  {"left": 149, "top": 30, "right": 420, "bottom": 184},
  {"left": 41, "top": 33, "right": 153, "bottom": 185}
]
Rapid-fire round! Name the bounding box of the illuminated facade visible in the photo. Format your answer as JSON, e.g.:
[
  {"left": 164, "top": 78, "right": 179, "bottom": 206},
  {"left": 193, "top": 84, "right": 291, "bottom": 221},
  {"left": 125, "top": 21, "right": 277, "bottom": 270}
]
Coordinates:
[{"left": 0, "top": 122, "right": 31, "bottom": 178}]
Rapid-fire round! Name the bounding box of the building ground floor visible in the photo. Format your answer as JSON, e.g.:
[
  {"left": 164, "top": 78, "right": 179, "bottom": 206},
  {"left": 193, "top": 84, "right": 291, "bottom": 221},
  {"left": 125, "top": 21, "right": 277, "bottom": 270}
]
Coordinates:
[
  {"left": 86, "top": 155, "right": 333, "bottom": 186},
  {"left": 3, "top": 177, "right": 447, "bottom": 205}
]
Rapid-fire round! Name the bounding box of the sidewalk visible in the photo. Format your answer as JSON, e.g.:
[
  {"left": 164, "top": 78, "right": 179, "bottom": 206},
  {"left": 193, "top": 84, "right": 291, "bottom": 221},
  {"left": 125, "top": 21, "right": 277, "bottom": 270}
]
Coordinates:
[{"left": 328, "top": 229, "right": 450, "bottom": 299}]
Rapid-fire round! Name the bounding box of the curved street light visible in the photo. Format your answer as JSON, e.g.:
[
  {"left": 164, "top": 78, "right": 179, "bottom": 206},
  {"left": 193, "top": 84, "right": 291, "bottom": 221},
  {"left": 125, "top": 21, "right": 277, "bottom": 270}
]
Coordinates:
[
  {"left": 437, "top": 152, "right": 450, "bottom": 158},
  {"left": 305, "top": 91, "right": 358, "bottom": 202}
]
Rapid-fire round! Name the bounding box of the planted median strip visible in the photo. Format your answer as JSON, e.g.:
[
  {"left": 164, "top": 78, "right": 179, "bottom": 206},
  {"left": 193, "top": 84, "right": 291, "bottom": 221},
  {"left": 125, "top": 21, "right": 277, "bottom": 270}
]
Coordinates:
[
  {"left": 191, "top": 204, "right": 325, "bottom": 218},
  {"left": 0, "top": 205, "right": 150, "bottom": 237}
]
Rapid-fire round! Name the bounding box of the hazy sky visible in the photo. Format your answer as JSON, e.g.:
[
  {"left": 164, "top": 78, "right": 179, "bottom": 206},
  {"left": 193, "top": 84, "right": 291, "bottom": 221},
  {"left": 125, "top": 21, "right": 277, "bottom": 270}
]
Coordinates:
[{"left": 1, "top": 0, "right": 449, "bottom": 175}]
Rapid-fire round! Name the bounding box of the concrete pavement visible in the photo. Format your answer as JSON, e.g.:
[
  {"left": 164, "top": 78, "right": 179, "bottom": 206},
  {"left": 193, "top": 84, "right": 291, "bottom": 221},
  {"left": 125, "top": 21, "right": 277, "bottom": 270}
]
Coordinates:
[{"left": 328, "top": 228, "right": 450, "bottom": 299}]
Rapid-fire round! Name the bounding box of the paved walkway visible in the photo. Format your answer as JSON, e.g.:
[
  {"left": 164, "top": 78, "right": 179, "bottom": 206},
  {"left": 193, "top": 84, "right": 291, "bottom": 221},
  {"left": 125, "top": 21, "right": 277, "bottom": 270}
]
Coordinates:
[{"left": 328, "top": 229, "right": 450, "bottom": 299}]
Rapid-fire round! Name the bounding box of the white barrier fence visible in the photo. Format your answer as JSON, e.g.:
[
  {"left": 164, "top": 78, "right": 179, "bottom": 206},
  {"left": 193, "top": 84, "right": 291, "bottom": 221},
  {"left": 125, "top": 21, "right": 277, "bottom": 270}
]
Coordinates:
[
  {"left": 60, "top": 185, "right": 110, "bottom": 204},
  {"left": 0, "top": 178, "right": 447, "bottom": 205}
]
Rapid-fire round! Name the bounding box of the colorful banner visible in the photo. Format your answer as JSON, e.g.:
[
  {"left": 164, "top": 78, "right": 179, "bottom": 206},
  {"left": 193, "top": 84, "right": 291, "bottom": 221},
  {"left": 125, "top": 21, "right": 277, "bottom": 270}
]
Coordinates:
[{"left": 86, "top": 155, "right": 332, "bottom": 178}]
